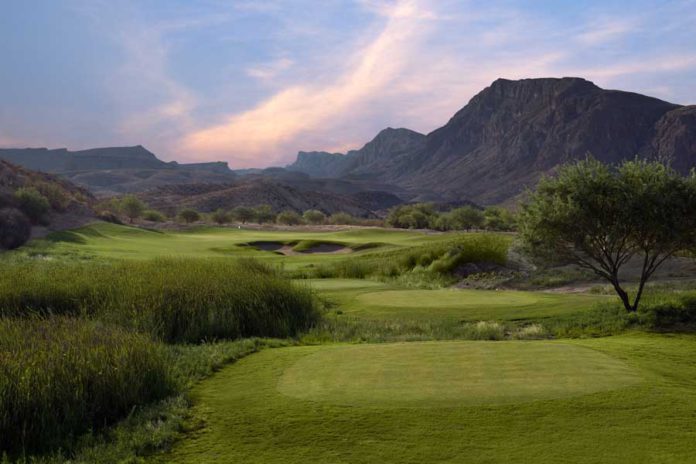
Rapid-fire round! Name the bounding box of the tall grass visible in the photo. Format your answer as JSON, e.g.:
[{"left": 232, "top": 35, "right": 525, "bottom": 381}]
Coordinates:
[
  {"left": 298, "top": 233, "right": 509, "bottom": 282},
  {"left": 0, "top": 317, "right": 174, "bottom": 455},
  {"left": 0, "top": 258, "right": 320, "bottom": 343}
]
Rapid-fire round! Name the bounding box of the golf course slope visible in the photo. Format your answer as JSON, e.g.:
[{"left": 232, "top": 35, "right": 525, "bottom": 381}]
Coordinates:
[{"left": 158, "top": 335, "right": 696, "bottom": 464}]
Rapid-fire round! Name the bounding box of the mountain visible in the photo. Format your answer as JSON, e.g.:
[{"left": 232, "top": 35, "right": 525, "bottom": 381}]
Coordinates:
[
  {"left": 137, "top": 177, "right": 391, "bottom": 217},
  {"left": 288, "top": 77, "right": 695, "bottom": 204},
  {"left": 287, "top": 128, "right": 426, "bottom": 179},
  {"left": 0, "top": 146, "right": 236, "bottom": 195}
]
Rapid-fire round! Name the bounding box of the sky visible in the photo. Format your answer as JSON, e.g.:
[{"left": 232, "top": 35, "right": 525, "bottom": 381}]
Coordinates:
[{"left": 1, "top": 0, "right": 695, "bottom": 168}]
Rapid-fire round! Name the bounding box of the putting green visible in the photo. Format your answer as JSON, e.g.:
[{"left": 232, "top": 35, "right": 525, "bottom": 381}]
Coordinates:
[
  {"left": 278, "top": 341, "right": 641, "bottom": 407},
  {"left": 343, "top": 288, "right": 606, "bottom": 321}
]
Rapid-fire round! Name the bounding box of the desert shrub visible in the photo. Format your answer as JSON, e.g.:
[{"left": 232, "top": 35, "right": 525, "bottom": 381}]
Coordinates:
[
  {"left": 143, "top": 209, "right": 166, "bottom": 222},
  {"left": 97, "top": 211, "right": 123, "bottom": 224},
  {"left": 0, "top": 259, "right": 320, "bottom": 343},
  {"left": 211, "top": 208, "right": 231, "bottom": 224},
  {"left": 276, "top": 210, "right": 303, "bottom": 225},
  {"left": 328, "top": 212, "right": 355, "bottom": 225},
  {"left": 0, "top": 208, "right": 31, "bottom": 250},
  {"left": 14, "top": 187, "right": 50, "bottom": 224},
  {"left": 463, "top": 321, "right": 505, "bottom": 340},
  {"left": 303, "top": 209, "right": 326, "bottom": 225},
  {"left": 178, "top": 209, "right": 200, "bottom": 224},
  {"left": 512, "top": 323, "right": 548, "bottom": 339},
  {"left": 34, "top": 182, "right": 69, "bottom": 212},
  {"left": 0, "top": 317, "right": 173, "bottom": 455}
]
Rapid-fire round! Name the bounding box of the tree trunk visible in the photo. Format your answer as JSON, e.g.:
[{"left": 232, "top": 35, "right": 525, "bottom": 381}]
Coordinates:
[{"left": 610, "top": 277, "right": 635, "bottom": 312}]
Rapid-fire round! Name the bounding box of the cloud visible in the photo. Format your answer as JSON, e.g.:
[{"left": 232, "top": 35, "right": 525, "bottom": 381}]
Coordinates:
[
  {"left": 576, "top": 18, "right": 637, "bottom": 45},
  {"left": 246, "top": 58, "right": 295, "bottom": 82},
  {"left": 181, "top": 0, "right": 438, "bottom": 166}
]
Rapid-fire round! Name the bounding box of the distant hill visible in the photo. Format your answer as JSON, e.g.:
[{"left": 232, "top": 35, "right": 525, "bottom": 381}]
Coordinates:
[
  {"left": 0, "top": 159, "right": 95, "bottom": 235},
  {"left": 0, "top": 146, "right": 237, "bottom": 195},
  {"left": 136, "top": 177, "right": 397, "bottom": 217},
  {"left": 287, "top": 77, "right": 696, "bottom": 204}
]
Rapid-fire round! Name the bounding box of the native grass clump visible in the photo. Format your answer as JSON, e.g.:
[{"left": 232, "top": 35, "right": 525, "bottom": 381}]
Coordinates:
[
  {"left": 0, "top": 317, "right": 174, "bottom": 455},
  {"left": 0, "top": 258, "right": 320, "bottom": 343}
]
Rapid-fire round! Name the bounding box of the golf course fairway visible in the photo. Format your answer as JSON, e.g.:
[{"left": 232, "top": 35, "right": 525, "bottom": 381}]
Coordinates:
[{"left": 158, "top": 335, "right": 696, "bottom": 464}]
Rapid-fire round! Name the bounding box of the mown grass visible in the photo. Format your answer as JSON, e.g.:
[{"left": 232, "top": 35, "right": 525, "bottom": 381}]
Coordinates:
[
  {"left": 0, "top": 258, "right": 320, "bottom": 343},
  {"left": 157, "top": 334, "right": 696, "bottom": 464},
  {"left": 0, "top": 317, "right": 174, "bottom": 456}
]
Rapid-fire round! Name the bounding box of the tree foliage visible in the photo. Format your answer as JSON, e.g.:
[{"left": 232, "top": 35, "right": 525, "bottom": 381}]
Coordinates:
[
  {"left": 231, "top": 206, "right": 254, "bottom": 224},
  {"left": 178, "top": 209, "right": 200, "bottom": 224},
  {"left": 519, "top": 158, "right": 696, "bottom": 312},
  {"left": 386, "top": 203, "right": 437, "bottom": 229},
  {"left": 303, "top": 209, "right": 326, "bottom": 225},
  {"left": 253, "top": 205, "right": 275, "bottom": 224},
  {"left": 276, "top": 210, "right": 303, "bottom": 225},
  {"left": 14, "top": 187, "right": 50, "bottom": 224},
  {"left": 120, "top": 195, "right": 146, "bottom": 223},
  {"left": 211, "top": 208, "right": 231, "bottom": 225}
]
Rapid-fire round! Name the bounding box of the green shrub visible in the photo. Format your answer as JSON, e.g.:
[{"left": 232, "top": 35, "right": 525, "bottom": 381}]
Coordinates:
[
  {"left": 0, "top": 317, "right": 173, "bottom": 455},
  {"left": 143, "top": 209, "right": 166, "bottom": 222},
  {"left": 34, "top": 182, "right": 69, "bottom": 212},
  {"left": 0, "top": 259, "right": 320, "bottom": 343},
  {"left": 14, "top": 187, "right": 50, "bottom": 224},
  {"left": 386, "top": 203, "right": 437, "bottom": 229},
  {"left": 0, "top": 208, "right": 31, "bottom": 250},
  {"left": 328, "top": 212, "right": 355, "bottom": 225}
]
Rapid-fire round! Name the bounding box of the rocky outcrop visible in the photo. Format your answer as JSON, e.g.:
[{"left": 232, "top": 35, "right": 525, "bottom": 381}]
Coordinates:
[
  {"left": 288, "top": 77, "right": 695, "bottom": 205},
  {"left": 651, "top": 106, "right": 696, "bottom": 172}
]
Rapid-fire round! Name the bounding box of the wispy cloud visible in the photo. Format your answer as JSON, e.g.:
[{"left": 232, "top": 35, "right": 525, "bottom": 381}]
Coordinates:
[
  {"left": 246, "top": 58, "right": 295, "bottom": 82},
  {"left": 181, "top": 0, "right": 439, "bottom": 166}
]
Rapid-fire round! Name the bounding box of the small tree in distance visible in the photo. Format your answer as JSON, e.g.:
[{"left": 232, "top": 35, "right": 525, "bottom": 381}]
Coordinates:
[
  {"left": 519, "top": 158, "right": 696, "bottom": 312},
  {"left": 120, "top": 195, "right": 146, "bottom": 224},
  {"left": 231, "top": 206, "right": 254, "bottom": 224},
  {"left": 303, "top": 209, "right": 326, "bottom": 225},
  {"left": 276, "top": 210, "right": 303, "bottom": 225},
  {"left": 211, "top": 209, "right": 230, "bottom": 225},
  {"left": 253, "top": 205, "right": 275, "bottom": 224},
  {"left": 178, "top": 209, "right": 200, "bottom": 224}
]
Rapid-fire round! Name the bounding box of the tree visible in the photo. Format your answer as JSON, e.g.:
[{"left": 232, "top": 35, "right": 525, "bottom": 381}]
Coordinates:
[
  {"left": 231, "top": 206, "right": 254, "bottom": 224},
  {"left": 0, "top": 208, "right": 31, "bottom": 249},
  {"left": 386, "top": 203, "right": 437, "bottom": 229},
  {"left": 253, "top": 205, "right": 275, "bottom": 224},
  {"left": 211, "top": 209, "right": 231, "bottom": 225},
  {"left": 14, "top": 187, "right": 50, "bottom": 224},
  {"left": 483, "top": 206, "right": 516, "bottom": 231},
  {"left": 178, "top": 209, "right": 200, "bottom": 224},
  {"left": 449, "top": 206, "right": 485, "bottom": 230},
  {"left": 120, "top": 195, "right": 146, "bottom": 223},
  {"left": 519, "top": 158, "right": 696, "bottom": 312},
  {"left": 303, "top": 209, "right": 326, "bottom": 225},
  {"left": 276, "top": 210, "right": 303, "bottom": 225}
]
